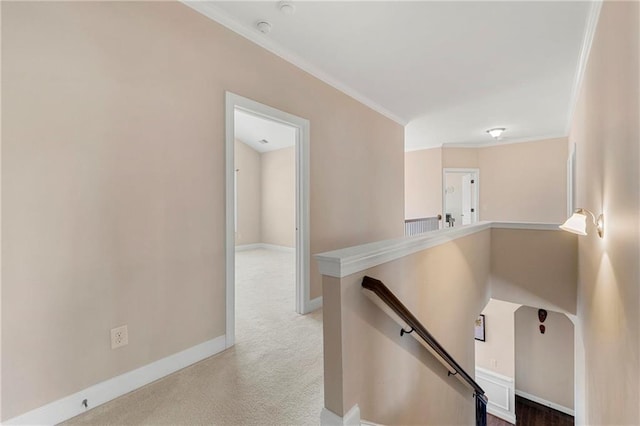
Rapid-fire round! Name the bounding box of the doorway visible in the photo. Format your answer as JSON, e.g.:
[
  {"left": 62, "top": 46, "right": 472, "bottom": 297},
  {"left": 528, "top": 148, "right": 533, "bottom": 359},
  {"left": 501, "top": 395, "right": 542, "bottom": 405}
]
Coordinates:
[
  {"left": 442, "top": 168, "right": 479, "bottom": 227},
  {"left": 225, "top": 92, "right": 311, "bottom": 348}
]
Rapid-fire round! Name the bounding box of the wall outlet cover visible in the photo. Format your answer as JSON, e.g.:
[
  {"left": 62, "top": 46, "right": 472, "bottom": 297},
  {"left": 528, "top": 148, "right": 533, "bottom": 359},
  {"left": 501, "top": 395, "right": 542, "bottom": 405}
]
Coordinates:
[{"left": 111, "top": 325, "right": 129, "bottom": 349}]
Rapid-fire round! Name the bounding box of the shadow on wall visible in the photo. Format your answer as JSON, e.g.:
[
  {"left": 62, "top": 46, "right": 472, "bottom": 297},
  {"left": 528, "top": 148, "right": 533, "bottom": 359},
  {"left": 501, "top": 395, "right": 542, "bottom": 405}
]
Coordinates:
[{"left": 489, "top": 229, "right": 578, "bottom": 314}]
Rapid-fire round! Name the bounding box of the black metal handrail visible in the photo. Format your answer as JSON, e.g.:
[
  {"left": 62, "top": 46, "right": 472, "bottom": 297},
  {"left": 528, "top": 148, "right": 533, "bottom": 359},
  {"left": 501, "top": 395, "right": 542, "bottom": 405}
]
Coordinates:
[{"left": 362, "top": 275, "right": 487, "bottom": 426}]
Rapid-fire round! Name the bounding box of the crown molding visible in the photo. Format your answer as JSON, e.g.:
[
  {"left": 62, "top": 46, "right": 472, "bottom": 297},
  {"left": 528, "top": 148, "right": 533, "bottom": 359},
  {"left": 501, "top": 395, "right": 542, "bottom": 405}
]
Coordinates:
[
  {"left": 180, "top": 1, "right": 407, "bottom": 126},
  {"left": 564, "top": 0, "right": 603, "bottom": 135},
  {"left": 440, "top": 133, "right": 568, "bottom": 149}
]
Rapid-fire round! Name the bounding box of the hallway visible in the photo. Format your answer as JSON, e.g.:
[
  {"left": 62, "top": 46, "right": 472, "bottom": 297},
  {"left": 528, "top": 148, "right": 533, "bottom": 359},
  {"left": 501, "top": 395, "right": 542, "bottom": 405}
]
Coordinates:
[
  {"left": 65, "top": 249, "right": 324, "bottom": 425},
  {"left": 488, "top": 396, "right": 574, "bottom": 426}
]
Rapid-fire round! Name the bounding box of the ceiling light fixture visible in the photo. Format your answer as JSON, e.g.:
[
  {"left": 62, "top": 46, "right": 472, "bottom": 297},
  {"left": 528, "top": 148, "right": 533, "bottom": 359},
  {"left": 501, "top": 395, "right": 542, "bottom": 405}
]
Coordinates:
[
  {"left": 256, "top": 21, "right": 272, "bottom": 34},
  {"left": 486, "top": 128, "right": 506, "bottom": 139},
  {"left": 559, "top": 208, "right": 604, "bottom": 238},
  {"left": 278, "top": 1, "right": 295, "bottom": 15}
]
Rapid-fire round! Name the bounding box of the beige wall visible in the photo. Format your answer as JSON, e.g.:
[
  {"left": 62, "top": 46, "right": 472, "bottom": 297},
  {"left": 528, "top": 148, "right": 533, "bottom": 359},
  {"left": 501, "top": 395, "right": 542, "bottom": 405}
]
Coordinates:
[
  {"left": 515, "top": 306, "right": 574, "bottom": 410},
  {"left": 404, "top": 147, "right": 441, "bottom": 219},
  {"left": 406, "top": 139, "right": 567, "bottom": 223},
  {"left": 568, "top": 1, "right": 640, "bottom": 423},
  {"left": 234, "top": 142, "right": 295, "bottom": 248},
  {"left": 478, "top": 138, "right": 567, "bottom": 223},
  {"left": 261, "top": 146, "right": 295, "bottom": 247},
  {"left": 490, "top": 229, "right": 577, "bottom": 314},
  {"left": 442, "top": 148, "right": 479, "bottom": 168},
  {"left": 1, "top": 2, "right": 404, "bottom": 419},
  {"left": 475, "top": 299, "right": 521, "bottom": 378},
  {"left": 324, "top": 231, "right": 492, "bottom": 424},
  {"left": 235, "top": 140, "right": 262, "bottom": 245}
]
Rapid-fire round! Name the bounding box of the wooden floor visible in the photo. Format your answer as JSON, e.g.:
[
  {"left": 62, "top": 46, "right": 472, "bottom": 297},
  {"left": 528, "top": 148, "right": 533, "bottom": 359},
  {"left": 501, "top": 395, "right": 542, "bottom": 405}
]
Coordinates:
[{"left": 488, "top": 396, "right": 574, "bottom": 426}]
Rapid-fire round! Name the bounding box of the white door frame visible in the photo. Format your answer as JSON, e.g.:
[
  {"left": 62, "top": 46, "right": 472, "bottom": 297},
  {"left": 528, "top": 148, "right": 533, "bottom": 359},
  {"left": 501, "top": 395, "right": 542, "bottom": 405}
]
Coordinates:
[
  {"left": 442, "top": 168, "right": 480, "bottom": 225},
  {"left": 225, "top": 92, "right": 312, "bottom": 348}
]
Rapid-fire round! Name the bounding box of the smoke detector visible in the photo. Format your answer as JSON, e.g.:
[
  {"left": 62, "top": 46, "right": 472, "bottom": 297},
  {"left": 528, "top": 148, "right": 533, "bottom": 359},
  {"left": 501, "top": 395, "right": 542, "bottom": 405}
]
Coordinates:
[
  {"left": 256, "top": 21, "right": 272, "bottom": 34},
  {"left": 278, "top": 1, "right": 295, "bottom": 15},
  {"left": 258, "top": 139, "right": 269, "bottom": 144}
]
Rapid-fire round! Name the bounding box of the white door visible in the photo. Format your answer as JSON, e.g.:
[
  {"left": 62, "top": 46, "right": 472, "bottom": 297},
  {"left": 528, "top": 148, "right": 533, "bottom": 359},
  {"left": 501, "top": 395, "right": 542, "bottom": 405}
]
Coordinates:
[
  {"left": 442, "top": 168, "right": 479, "bottom": 227},
  {"left": 462, "top": 174, "right": 472, "bottom": 225}
]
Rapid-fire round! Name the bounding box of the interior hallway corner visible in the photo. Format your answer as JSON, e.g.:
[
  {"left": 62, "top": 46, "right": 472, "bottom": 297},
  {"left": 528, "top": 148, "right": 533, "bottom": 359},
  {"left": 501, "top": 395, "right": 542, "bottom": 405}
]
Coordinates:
[{"left": 64, "top": 248, "right": 323, "bottom": 425}]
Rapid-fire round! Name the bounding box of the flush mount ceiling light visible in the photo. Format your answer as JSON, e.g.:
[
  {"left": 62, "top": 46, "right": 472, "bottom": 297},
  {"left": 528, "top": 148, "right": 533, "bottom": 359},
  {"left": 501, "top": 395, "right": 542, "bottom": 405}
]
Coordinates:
[
  {"left": 278, "top": 1, "right": 295, "bottom": 15},
  {"left": 560, "top": 208, "right": 604, "bottom": 238},
  {"left": 256, "top": 21, "right": 272, "bottom": 34},
  {"left": 486, "top": 128, "right": 506, "bottom": 139}
]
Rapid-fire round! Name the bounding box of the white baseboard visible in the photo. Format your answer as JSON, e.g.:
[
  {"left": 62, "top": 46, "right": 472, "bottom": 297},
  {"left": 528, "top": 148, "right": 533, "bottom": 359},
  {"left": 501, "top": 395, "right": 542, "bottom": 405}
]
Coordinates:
[
  {"left": 476, "top": 367, "right": 516, "bottom": 424},
  {"left": 5, "top": 335, "right": 227, "bottom": 425},
  {"left": 235, "top": 243, "right": 295, "bottom": 253},
  {"left": 235, "top": 243, "right": 263, "bottom": 251},
  {"left": 304, "top": 296, "right": 323, "bottom": 314},
  {"left": 320, "top": 404, "right": 361, "bottom": 426},
  {"left": 515, "top": 389, "right": 574, "bottom": 416},
  {"left": 261, "top": 243, "right": 295, "bottom": 252}
]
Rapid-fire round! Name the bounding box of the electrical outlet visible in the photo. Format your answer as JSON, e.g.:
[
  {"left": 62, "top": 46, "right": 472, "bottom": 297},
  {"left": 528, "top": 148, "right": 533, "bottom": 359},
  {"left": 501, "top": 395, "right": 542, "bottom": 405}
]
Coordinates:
[
  {"left": 111, "top": 325, "right": 128, "bottom": 349},
  {"left": 490, "top": 358, "right": 498, "bottom": 368}
]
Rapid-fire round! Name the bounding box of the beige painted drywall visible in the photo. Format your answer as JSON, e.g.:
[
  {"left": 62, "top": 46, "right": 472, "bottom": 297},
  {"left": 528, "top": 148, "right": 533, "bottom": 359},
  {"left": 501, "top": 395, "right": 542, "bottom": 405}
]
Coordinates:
[
  {"left": 515, "top": 306, "right": 574, "bottom": 410},
  {"left": 478, "top": 138, "right": 567, "bottom": 222},
  {"left": 407, "top": 139, "right": 567, "bottom": 223},
  {"left": 261, "top": 146, "right": 295, "bottom": 248},
  {"left": 235, "top": 140, "right": 262, "bottom": 246},
  {"left": 490, "top": 228, "right": 577, "bottom": 314},
  {"left": 442, "top": 148, "right": 479, "bottom": 168},
  {"left": 475, "top": 299, "right": 521, "bottom": 378},
  {"left": 404, "top": 147, "right": 442, "bottom": 219},
  {"left": 1, "top": 2, "right": 404, "bottom": 419},
  {"left": 323, "top": 231, "right": 492, "bottom": 424},
  {"left": 568, "top": 1, "right": 640, "bottom": 423}
]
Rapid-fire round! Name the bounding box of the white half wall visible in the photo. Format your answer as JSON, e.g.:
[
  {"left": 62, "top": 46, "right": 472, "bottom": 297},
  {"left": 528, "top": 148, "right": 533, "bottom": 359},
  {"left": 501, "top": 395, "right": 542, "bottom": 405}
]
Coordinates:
[{"left": 476, "top": 367, "right": 516, "bottom": 424}]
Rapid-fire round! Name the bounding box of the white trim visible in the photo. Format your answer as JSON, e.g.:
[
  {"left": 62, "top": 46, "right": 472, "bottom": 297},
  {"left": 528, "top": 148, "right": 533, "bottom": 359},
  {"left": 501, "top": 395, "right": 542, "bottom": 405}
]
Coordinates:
[
  {"left": 515, "top": 389, "right": 575, "bottom": 417},
  {"left": 182, "top": 1, "right": 405, "bottom": 126},
  {"left": 442, "top": 168, "right": 479, "bottom": 226},
  {"left": 567, "top": 143, "right": 577, "bottom": 217},
  {"left": 476, "top": 367, "right": 516, "bottom": 424},
  {"left": 225, "top": 93, "right": 236, "bottom": 348},
  {"left": 316, "top": 222, "right": 492, "bottom": 278},
  {"left": 306, "top": 296, "right": 323, "bottom": 313},
  {"left": 261, "top": 243, "right": 296, "bottom": 253},
  {"left": 564, "top": 0, "right": 603, "bottom": 135},
  {"left": 440, "top": 133, "right": 569, "bottom": 150},
  {"left": 235, "top": 243, "right": 296, "bottom": 253},
  {"left": 320, "top": 404, "right": 361, "bottom": 426},
  {"left": 315, "top": 221, "right": 562, "bottom": 278},
  {"left": 406, "top": 133, "right": 569, "bottom": 152},
  {"left": 491, "top": 222, "right": 562, "bottom": 231},
  {"left": 225, "top": 92, "right": 316, "bottom": 333},
  {"left": 4, "top": 336, "right": 226, "bottom": 425},
  {"left": 235, "top": 243, "right": 263, "bottom": 252}
]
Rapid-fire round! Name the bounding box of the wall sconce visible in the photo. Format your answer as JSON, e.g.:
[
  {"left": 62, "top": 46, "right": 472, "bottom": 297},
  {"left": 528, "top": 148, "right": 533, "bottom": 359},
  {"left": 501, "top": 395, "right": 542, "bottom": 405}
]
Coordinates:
[{"left": 560, "top": 208, "right": 604, "bottom": 238}]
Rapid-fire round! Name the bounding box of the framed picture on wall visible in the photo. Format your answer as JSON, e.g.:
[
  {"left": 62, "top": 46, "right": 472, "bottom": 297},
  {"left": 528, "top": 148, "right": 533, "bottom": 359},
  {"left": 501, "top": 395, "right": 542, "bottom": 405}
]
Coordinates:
[{"left": 474, "top": 314, "right": 486, "bottom": 341}]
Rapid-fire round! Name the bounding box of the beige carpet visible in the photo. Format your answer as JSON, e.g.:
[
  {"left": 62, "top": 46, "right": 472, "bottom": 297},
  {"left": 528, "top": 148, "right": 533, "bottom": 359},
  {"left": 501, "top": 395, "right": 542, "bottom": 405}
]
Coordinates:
[{"left": 65, "top": 248, "right": 324, "bottom": 425}]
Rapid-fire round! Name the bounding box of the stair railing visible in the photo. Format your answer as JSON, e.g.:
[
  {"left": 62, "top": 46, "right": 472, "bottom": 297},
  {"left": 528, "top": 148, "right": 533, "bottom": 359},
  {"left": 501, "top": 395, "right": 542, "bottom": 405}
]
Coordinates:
[{"left": 362, "top": 275, "right": 487, "bottom": 426}]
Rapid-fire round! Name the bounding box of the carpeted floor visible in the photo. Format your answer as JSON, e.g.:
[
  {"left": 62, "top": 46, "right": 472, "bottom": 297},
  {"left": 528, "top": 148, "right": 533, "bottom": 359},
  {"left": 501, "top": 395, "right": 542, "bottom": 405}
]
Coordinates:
[{"left": 65, "top": 248, "right": 324, "bottom": 425}]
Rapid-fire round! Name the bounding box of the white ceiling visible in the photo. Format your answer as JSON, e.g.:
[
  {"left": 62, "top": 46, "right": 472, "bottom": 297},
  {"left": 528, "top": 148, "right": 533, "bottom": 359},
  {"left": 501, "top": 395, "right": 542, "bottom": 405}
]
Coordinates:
[
  {"left": 188, "top": 1, "right": 595, "bottom": 150},
  {"left": 234, "top": 109, "right": 296, "bottom": 153}
]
